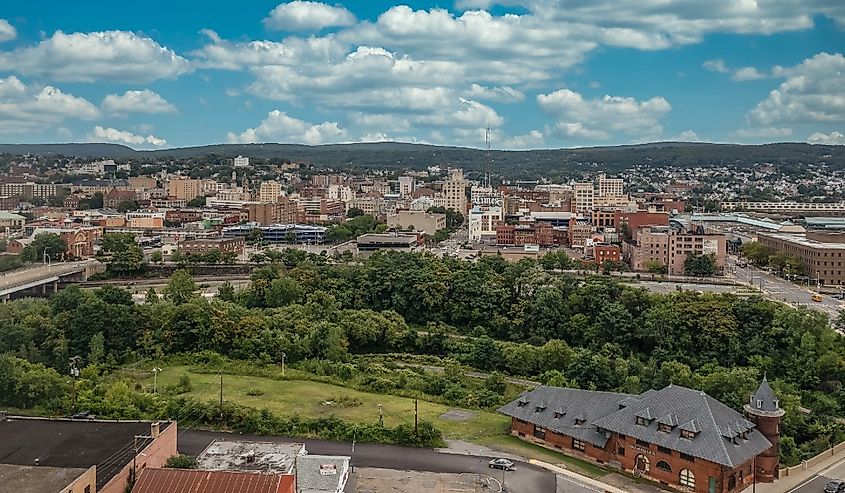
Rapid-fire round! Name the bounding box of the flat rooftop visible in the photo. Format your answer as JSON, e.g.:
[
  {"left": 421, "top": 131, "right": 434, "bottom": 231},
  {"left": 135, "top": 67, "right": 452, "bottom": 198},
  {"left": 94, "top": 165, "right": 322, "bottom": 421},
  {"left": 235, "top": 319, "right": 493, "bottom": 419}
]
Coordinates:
[
  {"left": 197, "top": 440, "right": 306, "bottom": 474},
  {"left": 0, "top": 416, "right": 171, "bottom": 489},
  {"left": 760, "top": 232, "right": 845, "bottom": 249},
  {"left": 0, "top": 463, "right": 89, "bottom": 493}
]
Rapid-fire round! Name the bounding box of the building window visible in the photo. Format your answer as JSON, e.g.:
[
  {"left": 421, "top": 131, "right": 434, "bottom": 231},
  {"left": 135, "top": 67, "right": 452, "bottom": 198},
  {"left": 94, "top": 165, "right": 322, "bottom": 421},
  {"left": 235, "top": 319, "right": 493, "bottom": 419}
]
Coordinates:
[
  {"left": 636, "top": 439, "right": 650, "bottom": 448},
  {"left": 618, "top": 434, "right": 627, "bottom": 440},
  {"left": 636, "top": 416, "right": 649, "bottom": 426},
  {"left": 534, "top": 426, "right": 546, "bottom": 440},
  {"left": 84, "top": 487, "right": 91, "bottom": 493},
  {"left": 656, "top": 461, "right": 672, "bottom": 472},
  {"left": 681, "top": 430, "right": 696, "bottom": 440},
  {"left": 618, "top": 447, "right": 625, "bottom": 456},
  {"left": 573, "top": 438, "right": 586, "bottom": 451},
  {"left": 679, "top": 469, "right": 695, "bottom": 489},
  {"left": 680, "top": 452, "right": 695, "bottom": 462},
  {"left": 658, "top": 423, "right": 673, "bottom": 433},
  {"left": 658, "top": 445, "right": 672, "bottom": 455}
]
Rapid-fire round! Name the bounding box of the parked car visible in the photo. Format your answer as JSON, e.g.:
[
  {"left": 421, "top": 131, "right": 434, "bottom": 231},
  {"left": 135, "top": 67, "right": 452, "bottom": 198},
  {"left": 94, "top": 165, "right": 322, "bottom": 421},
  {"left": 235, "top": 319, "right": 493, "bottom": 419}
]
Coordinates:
[
  {"left": 832, "top": 293, "right": 845, "bottom": 300},
  {"left": 489, "top": 458, "right": 516, "bottom": 471},
  {"left": 812, "top": 293, "right": 823, "bottom": 302},
  {"left": 824, "top": 479, "right": 845, "bottom": 493}
]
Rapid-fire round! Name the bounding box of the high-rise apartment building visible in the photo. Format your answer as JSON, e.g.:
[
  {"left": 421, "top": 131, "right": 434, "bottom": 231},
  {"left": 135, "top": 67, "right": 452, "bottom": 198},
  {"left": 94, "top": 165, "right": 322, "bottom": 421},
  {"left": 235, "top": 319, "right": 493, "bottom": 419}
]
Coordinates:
[
  {"left": 259, "top": 181, "right": 282, "bottom": 204},
  {"left": 438, "top": 169, "right": 468, "bottom": 213},
  {"left": 597, "top": 173, "right": 624, "bottom": 197},
  {"left": 398, "top": 176, "right": 416, "bottom": 198},
  {"left": 573, "top": 182, "right": 594, "bottom": 215}
]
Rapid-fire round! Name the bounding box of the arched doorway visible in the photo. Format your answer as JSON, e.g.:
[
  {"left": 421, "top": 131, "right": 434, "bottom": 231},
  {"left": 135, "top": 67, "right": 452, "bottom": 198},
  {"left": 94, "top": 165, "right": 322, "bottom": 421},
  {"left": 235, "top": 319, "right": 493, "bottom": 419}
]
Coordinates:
[{"left": 634, "top": 454, "right": 650, "bottom": 475}]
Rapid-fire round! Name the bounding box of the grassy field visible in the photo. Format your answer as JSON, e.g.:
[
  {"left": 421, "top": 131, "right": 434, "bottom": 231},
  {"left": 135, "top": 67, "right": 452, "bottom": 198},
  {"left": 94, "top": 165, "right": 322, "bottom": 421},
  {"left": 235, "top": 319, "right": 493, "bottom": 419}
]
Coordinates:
[
  {"left": 135, "top": 365, "right": 609, "bottom": 477},
  {"left": 136, "top": 366, "right": 511, "bottom": 442}
]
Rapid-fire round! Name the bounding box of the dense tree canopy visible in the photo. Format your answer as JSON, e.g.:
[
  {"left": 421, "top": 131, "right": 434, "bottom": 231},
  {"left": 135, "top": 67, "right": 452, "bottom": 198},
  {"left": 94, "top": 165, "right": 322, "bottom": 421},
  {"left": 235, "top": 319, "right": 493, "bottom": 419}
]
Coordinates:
[{"left": 0, "top": 251, "right": 843, "bottom": 464}]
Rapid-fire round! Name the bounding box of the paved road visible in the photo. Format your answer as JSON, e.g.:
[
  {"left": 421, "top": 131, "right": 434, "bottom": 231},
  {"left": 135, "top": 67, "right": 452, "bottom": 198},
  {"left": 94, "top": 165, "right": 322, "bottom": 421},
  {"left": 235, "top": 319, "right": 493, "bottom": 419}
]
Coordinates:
[
  {"left": 0, "top": 260, "right": 96, "bottom": 292},
  {"left": 180, "top": 429, "right": 557, "bottom": 493},
  {"left": 787, "top": 455, "right": 845, "bottom": 493},
  {"left": 728, "top": 258, "right": 844, "bottom": 319}
]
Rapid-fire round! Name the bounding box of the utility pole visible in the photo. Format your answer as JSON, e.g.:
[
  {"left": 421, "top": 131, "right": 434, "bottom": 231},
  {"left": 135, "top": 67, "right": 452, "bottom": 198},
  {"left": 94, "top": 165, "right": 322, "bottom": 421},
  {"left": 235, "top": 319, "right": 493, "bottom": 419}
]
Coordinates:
[
  {"left": 132, "top": 434, "right": 152, "bottom": 487},
  {"left": 219, "top": 372, "right": 224, "bottom": 419},
  {"left": 281, "top": 351, "right": 286, "bottom": 376},
  {"left": 378, "top": 404, "right": 384, "bottom": 427},
  {"left": 414, "top": 398, "right": 418, "bottom": 435}
]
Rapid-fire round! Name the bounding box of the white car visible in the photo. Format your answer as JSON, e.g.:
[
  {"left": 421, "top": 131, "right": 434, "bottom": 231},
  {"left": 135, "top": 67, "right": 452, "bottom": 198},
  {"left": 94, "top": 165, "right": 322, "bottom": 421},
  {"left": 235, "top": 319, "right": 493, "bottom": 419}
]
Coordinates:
[{"left": 489, "top": 458, "right": 516, "bottom": 471}]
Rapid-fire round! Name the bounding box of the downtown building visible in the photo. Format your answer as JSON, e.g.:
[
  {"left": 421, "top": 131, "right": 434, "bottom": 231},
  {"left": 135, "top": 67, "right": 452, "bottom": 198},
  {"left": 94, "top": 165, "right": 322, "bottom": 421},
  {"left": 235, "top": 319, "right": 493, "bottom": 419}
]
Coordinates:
[{"left": 499, "top": 378, "right": 783, "bottom": 493}]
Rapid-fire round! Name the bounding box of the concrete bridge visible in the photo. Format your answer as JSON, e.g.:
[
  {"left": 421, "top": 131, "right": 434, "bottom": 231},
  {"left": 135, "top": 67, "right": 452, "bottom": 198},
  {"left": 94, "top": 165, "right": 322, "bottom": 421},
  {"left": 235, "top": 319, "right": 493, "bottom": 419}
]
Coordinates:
[{"left": 0, "top": 260, "right": 104, "bottom": 301}]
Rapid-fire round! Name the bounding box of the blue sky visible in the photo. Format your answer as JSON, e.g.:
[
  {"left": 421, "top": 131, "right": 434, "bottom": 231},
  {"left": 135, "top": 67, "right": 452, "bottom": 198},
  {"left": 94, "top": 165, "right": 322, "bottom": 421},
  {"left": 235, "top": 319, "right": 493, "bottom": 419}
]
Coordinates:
[{"left": 0, "top": 0, "right": 843, "bottom": 149}]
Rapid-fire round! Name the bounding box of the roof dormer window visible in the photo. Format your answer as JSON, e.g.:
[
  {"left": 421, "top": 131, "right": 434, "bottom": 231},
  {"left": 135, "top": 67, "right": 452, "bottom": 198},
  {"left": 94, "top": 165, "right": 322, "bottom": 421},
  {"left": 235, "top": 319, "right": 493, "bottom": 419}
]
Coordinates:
[
  {"left": 756, "top": 399, "right": 762, "bottom": 408},
  {"left": 658, "top": 423, "right": 673, "bottom": 433},
  {"left": 681, "top": 430, "right": 696, "bottom": 440}
]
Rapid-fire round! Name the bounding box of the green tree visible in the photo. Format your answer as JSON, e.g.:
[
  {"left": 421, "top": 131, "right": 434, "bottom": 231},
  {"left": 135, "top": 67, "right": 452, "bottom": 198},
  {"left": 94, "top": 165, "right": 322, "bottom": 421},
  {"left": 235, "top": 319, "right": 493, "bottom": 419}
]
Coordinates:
[
  {"left": 145, "top": 287, "right": 160, "bottom": 304},
  {"left": 95, "top": 285, "right": 134, "bottom": 305},
  {"left": 644, "top": 260, "right": 668, "bottom": 274},
  {"left": 187, "top": 196, "right": 206, "bottom": 207},
  {"left": 116, "top": 200, "right": 139, "bottom": 213},
  {"left": 150, "top": 250, "right": 164, "bottom": 264},
  {"left": 88, "top": 332, "right": 106, "bottom": 365},
  {"left": 217, "top": 281, "right": 236, "bottom": 302},
  {"left": 21, "top": 233, "right": 67, "bottom": 262},
  {"left": 684, "top": 253, "right": 717, "bottom": 277},
  {"left": 101, "top": 232, "right": 145, "bottom": 275},
  {"left": 346, "top": 207, "right": 365, "bottom": 218},
  {"left": 90, "top": 191, "right": 104, "bottom": 209},
  {"left": 163, "top": 270, "right": 199, "bottom": 305},
  {"left": 539, "top": 251, "right": 573, "bottom": 270},
  {"left": 164, "top": 454, "right": 198, "bottom": 469},
  {"left": 741, "top": 242, "right": 772, "bottom": 266}
]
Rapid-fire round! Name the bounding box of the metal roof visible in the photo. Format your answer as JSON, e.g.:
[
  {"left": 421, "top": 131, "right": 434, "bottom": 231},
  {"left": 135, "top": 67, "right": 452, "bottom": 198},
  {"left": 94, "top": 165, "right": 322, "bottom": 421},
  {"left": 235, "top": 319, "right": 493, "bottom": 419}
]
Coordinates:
[{"left": 131, "top": 468, "right": 293, "bottom": 493}]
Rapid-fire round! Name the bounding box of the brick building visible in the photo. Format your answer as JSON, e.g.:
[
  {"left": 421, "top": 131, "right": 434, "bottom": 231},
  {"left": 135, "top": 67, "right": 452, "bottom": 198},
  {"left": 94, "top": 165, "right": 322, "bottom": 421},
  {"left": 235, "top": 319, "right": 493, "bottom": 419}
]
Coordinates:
[
  {"left": 496, "top": 221, "right": 567, "bottom": 247},
  {"left": 499, "top": 379, "right": 782, "bottom": 493},
  {"left": 247, "top": 198, "right": 298, "bottom": 225},
  {"left": 625, "top": 226, "right": 727, "bottom": 274},
  {"left": 593, "top": 244, "right": 621, "bottom": 264},
  {"left": 104, "top": 189, "right": 137, "bottom": 209},
  {"left": 757, "top": 232, "right": 845, "bottom": 286}
]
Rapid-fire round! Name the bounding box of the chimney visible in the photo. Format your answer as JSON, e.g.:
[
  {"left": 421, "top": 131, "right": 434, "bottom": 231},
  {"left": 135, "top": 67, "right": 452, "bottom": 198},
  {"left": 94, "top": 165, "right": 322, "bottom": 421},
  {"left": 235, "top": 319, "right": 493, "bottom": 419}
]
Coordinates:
[
  {"left": 0, "top": 411, "right": 7, "bottom": 421},
  {"left": 150, "top": 422, "right": 160, "bottom": 438}
]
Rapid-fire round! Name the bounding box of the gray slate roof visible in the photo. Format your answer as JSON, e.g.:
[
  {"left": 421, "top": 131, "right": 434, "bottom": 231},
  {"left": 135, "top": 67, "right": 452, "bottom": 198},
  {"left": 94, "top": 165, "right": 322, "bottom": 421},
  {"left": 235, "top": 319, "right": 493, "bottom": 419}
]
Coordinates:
[
  {"left": 497, "top": 386, "right": 633, "bottom": 448},
  {"left": 750, "top": 376, "right": 779, "bottom": 413},
  {"left": 593, "top": 385, "right": 772, "bottom": 467}
]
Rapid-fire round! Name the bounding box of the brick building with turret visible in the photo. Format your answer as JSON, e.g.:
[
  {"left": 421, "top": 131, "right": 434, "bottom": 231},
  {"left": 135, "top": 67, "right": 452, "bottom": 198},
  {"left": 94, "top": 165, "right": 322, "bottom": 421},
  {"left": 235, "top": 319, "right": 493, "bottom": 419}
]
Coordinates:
[{"left": 499, "top": 378, "right": 783, "bottom": 493}]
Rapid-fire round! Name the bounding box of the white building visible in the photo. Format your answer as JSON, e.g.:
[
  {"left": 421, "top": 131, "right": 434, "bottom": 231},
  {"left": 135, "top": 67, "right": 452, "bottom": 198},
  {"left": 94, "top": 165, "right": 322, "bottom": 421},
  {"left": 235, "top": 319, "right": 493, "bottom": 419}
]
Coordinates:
[
  {"left": 328, "top": 184, "right": 354, "bottom": 203},
  {"left": 598, "top": 173, "right": 624, "bottom": 197},
  {"left": 468, "top": 206, "right": 503, "bottom": 242},
  {"left": 398, "top": 176, "right": 416, "bottom": 198},
  {"left": 471, "top": 185, "right": 503, "bottom": 207},
  {"left": 233, "top": 156, "right": 250, "bottom": 168}
]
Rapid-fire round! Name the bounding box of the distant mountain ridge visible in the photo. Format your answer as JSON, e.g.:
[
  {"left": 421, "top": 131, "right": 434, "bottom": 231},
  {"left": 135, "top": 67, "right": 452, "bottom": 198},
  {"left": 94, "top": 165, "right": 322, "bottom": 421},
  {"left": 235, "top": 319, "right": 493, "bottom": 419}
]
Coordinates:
[{"left": 1, "top": 141, "right": 843, "bottom": 176}]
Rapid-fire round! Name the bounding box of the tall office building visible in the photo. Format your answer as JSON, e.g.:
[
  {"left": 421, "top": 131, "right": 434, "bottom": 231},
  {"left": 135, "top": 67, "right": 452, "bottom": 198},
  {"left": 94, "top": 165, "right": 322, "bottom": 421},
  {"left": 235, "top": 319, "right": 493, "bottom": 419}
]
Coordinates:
[{"left": 259, "top": 181, "right": 282, "bottom": 204}]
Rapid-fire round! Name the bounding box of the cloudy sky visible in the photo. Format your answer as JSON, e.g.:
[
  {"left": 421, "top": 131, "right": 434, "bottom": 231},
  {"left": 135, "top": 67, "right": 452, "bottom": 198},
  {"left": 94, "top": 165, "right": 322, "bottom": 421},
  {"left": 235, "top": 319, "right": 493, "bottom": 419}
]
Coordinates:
[{"left": 0, "top": 0, "right": 843, "bottom": 149}]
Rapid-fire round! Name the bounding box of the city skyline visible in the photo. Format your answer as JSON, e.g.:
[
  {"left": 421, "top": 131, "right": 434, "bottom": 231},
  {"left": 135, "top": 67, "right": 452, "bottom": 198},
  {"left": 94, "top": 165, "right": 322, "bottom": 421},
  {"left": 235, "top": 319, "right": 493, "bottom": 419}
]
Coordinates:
[{"left": 0, "top": 0, "right": 843, "bottom": 149}]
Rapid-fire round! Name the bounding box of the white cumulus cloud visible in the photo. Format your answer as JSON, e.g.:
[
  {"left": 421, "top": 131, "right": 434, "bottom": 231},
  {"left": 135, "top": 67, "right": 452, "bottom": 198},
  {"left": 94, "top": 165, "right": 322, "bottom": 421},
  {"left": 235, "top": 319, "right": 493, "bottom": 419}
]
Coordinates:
[
  {"left": 0, "top": 19, "right": 16, "bottom": 43},
  {"left": 703, "top": 59, "right": 729, "bottom": 73},
  {"left": 732, "top": 67, "right": 767, "bottom": 81},
  {"left": 264, "top": 1, "right": 356, "bottom": 31},
  {"left": 538, "top": 88, "right": 671, "bottom": 140},
  {"left": 464, "top": 84, "right": 525, "bottom": 103},
  {"left": 92, "top": 126, "right": 167, "bottom": 147},
  {"left": 808, "top": 131, "right": 845, "bottom": 145},
  {"left": 0, "top": 30, "right": 192, "bottom": 83},
  {"left": 0, "top": 76, "right": 100, "bottom": 133},
  {"left": 748, "top": 52, "right": 845, "bottom": 126},
  {"left": 101, "top": 90, "right": 177, "bottom": 114},
  {"left": 227, "top": 110, "right": 347, "bottom": 145}
]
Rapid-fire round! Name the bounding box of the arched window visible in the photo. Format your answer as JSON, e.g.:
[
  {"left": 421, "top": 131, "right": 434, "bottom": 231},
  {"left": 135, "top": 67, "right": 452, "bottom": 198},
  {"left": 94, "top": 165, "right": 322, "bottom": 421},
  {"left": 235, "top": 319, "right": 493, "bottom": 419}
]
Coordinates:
[
  {"left": 679, "top": 469, "right": 695, "bottom": 489},
  {"left": 634, "top": 454, "right": 650, "bottom": 473},
  {"left": 656, "top": 461, "right": 672, "bottom": 472}
]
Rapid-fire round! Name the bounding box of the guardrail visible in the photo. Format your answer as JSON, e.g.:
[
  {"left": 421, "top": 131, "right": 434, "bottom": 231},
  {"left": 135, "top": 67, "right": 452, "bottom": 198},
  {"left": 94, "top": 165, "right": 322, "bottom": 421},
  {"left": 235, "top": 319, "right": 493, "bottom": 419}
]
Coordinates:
[{"left": 779, "top": 440, "right": 845, "bottom": 477}]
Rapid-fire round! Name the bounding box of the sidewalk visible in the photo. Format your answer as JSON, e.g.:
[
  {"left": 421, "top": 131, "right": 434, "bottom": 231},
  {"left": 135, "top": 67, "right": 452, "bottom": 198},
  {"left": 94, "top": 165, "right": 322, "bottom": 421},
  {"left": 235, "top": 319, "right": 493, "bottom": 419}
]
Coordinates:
[{"left": 740, "top": 447, "right": 845, "bottom": 493}]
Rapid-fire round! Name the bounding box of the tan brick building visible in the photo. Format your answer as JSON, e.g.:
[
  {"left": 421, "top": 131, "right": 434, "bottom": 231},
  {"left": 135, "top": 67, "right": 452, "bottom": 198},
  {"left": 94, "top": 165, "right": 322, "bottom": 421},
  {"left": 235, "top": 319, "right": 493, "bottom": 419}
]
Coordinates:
[{"left": 758, "top": 232, "right": 845, "bottom": 286}]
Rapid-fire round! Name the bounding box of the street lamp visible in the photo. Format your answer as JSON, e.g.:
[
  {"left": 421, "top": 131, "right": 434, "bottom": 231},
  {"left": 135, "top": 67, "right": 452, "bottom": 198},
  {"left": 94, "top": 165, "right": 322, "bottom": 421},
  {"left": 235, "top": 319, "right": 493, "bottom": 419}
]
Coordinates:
[{"left": 152, "top": 367, "right": 163, "bottom": 393}]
